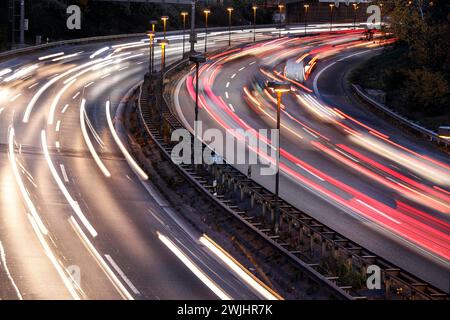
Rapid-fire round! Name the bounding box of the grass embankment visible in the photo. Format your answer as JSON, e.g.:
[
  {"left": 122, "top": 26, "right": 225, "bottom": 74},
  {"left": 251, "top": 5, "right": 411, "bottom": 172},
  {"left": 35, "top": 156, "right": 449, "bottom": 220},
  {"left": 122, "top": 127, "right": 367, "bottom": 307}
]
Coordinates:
[{"left": 350, "top": 44, "right": 450, "bottom": 131}]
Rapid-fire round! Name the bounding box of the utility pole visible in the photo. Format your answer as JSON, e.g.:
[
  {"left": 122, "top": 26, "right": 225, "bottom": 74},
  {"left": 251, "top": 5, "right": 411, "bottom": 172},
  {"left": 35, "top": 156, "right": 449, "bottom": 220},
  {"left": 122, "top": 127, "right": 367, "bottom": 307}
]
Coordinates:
[{"left": 19, "top": 0, "right": 24, "bottom": 46}]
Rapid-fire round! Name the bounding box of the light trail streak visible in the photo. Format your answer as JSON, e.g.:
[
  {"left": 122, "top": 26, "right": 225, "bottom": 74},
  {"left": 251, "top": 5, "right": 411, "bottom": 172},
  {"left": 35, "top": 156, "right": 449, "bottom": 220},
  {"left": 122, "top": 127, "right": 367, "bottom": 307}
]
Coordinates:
[
  {"left": 41, "top": 130, "right": 98, "bottom": 237},
  {"left": 105, "top": 100, "right": 148, "bottom": 180},
  {"left": 157, "top": 232, "right": 231, "bottom": 300},
  {"left": 80, "top": 99, "right": 111, "bottom": 178}
]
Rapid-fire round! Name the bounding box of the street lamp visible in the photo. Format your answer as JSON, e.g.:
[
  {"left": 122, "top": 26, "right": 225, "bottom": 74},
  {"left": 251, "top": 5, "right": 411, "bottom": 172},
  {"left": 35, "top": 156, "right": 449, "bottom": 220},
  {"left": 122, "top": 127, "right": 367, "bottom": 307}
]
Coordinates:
[
  {"left": 150, "top": 20, "right": 158, "bottom": 73},
  {"left": 147, "top": 31, "right": 155, "bottom": 74},
  {"left": 161, "top": 16, "right": 169, "bottom": 39},
  {"left": 189, "top": 54, "right": 206, "bottom": 154},
  {"left": 303, "top": 4, "right": 309, "bottom": 35},
  {"left": 329, "top": 4, "right": 334, "bottom": 32},
  {"left": 252, "top": 5, "right": 258, "bottom": 42},
  {"left": 181, "top": 11, "right": 189, "bottom": 57},
  {"left": 352, "top": 3, "right": 358, "bottom": 30},
  {"left": 278, "top": 4, "right": 284, "bottom": 38},
  {"left": 203, "top": 9, "right": 210, "bottom": 52},
  {"left": 157, "top": 39, "right": 169, "bottom": 71},
  {"left": 267, "top": 81, "right": 291, "bottom": 233},
  {"left": 227, "top": 7, "right": 234, "bottom": 46},
  {"left": 150, "top": 19, "right": 158, "bottom": 33}
]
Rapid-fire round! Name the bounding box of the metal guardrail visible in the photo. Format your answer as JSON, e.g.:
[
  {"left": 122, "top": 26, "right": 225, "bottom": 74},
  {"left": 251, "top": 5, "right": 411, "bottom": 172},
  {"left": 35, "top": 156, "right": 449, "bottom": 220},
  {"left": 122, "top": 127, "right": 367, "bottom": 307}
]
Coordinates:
[
  {"left": 353, "top": 84, "right": 450, "bottom": 151},
  {"left": 131, "top": 52, "right": 449, "bottom": 300},
  {"left": 0, "top": 23, "right": 282, "bottom": 61}
]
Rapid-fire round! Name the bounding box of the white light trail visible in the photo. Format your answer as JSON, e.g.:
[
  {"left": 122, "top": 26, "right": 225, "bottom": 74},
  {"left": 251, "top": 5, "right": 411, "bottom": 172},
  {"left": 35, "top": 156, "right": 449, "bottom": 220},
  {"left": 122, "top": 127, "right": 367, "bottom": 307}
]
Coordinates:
[
  {"left": 157, "top": 232, "right": 231, "bottom": 300},
  {"left": 105, "top": 100, "right": 148, "bottom": 180},
  {"left": 200, "top": 235, "right": 281, "bottom": 300},
  {"left": 80, "top": 99, "right": 111, "bottom": 178},
  {"left": 41, "top": 130, "right": 98, "bottom": 237}
]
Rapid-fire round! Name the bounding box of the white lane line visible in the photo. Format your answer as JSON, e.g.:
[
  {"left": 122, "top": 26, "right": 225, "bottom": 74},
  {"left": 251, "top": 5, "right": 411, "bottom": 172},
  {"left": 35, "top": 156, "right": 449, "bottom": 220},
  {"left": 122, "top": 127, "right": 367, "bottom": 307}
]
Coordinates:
[
  {"left": 104, "top": 254, "right": 140, "bottom": 295},
  {"left": 9, "top": 93, "right": 21, "bottom": 102},
  {"left": 69, "top": 216, "right": 134, "bottom": 300},
  {"left": 106, "top": 100, "right": 148, "bottom": 180},
  {"left": 302, "top": 127, "right": 319, "bottom": 139},
  {"left": 157, "top": 232, "right": 231, "bottom": 300},
  {"left": 0, "top": 107, "right": 4, "bottom": 115},
  {"left": 55, "top": 120, "right": 61, "bottom": 132},
  {"left": 56, "top": 141, "right": 60, "bottom": 149},
  {"left": 334, "top": 148, "right": 360, "bottom": 163},
  {"left": 0, "top": 241, "right": 23, "bottom": 300},
  {"left": 118, "top": 66, "right": 128, "bottom": 71},
  {"left": 41, "top": 130, "right": 98, "bottom": 238},
  {"left": 60, "top": 164, "right": 69, "bottom": 183},
  {"left": 296, "top": 163, "right": 325, "bottom": 181},
  {"left": 230, "top": 73, "right": 236, "bottom": 79},
  {"left": 225, "top": 92, "right": 229, "bottom": 99},
  {"left": 28, "top": 82, "right": 39, "bottom": 89},
  {"left": 61, "top": 104, "right": 69, "bottom": 114},
  {"left": 355, "top": 199, "right": 401, "bottom": 225},
  {"left": 84, "top": 81, "right": 95, "bottom": 88},
  {"left": 100, "top": 73, "right": 110, "bottom": 79},
  {"left": 228, "top": 103, "right": 235, "bottom": 112},
  {"left": 249, "top": 61, "right": 256, "bottom": 65},
  {"left": 72, "top": 92, "right": 80, "bottom": 100},
  {"left": 48, "top": 78, "right": 76, "bottom": 125},
  {"left": 226, "top": 82, "right": 230, "bottom": 88},
  {"left": 238, "top": 67, "right": 246, "bottom": 71}
]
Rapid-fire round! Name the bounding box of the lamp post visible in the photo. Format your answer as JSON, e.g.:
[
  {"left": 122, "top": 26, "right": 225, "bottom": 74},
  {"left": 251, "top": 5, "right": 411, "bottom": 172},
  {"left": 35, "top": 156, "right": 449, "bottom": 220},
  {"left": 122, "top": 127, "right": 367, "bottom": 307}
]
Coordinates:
[
  {"left": 181, "top": 11, "right": 189, "bottom": 57},
  {"left": 150, "top": 20, "right": 158, "bottom": 73},
  {"left": 278, "top": 4, "right": 284, "bottom": 38},
  {"left": 203, "top": 9, "right": 210, "bottom": 52},
  {"left": 267, "top": 81, "right": 291, "bottom": 234},
  {"left": 147, "top": 31, "right": 155, "bottom": 74},
  {"left": 227, "top": 7, "right": 234, "bottom": 46},
  {"left": 352, "top": 4, "right": 358, "bottom": 30},
  {"left": 252, "top": 6, "right": 257, "bottom": 42},
  {"left": 161, "top": 16, "right": 169, "bottom": 39},
  {"left": 329, "top": 4, "right": 334, "bottom": 32},
  {"left": 189, "top": 54, "right": 206, "bottom": 161},
  {"left": 157, "top": 39, "right": 169, "bottom": 71},
  {"left": 304, "top": 4, "right": 309, "bottom": 35}
]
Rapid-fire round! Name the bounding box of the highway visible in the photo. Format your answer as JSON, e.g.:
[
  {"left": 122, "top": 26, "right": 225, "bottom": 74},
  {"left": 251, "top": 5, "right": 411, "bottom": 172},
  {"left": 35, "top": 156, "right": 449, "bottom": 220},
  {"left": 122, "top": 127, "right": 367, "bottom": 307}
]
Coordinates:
[
  {"left": 0, "top": 26, "right": 322, "bottom": 300},
  {"left": 172, "top": 31, "right": 450, "bottom": 292}
]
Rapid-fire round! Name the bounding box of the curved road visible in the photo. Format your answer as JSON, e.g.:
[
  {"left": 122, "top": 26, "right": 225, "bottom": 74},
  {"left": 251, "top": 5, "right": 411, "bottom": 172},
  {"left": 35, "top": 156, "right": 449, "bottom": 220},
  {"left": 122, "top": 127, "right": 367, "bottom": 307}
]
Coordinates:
[{"left": 173, "top": 31, "right": 450, "bottom": 292}]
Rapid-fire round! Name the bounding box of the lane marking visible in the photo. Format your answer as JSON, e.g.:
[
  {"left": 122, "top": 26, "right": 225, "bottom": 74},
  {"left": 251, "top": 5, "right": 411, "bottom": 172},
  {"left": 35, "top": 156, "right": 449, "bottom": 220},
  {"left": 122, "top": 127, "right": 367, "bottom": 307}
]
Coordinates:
[
  {"left": 238, "top": 67, "right": 246, "bottom": 72},
  {"left": 230, "top": 73, "right": 236, "bottom": 79},
  {"left": 72, "top": 92, "right": 80, "bottom": 100},
  {"left": 296, "top": 163, "right": 325, "bottom": 181},
  {"left": 55, "top": 120, "right": 61, "bottom": 132},
  {"left": 60, "top": 164, "right": 69, "bottom": 183},
  {"left": 61, "top": 104, "right": 69, "bottom": 114},
  {"left": 225, "top": 92, "right": 229, "bottom": 99},
  {"left": 104, "top": 254, "right": 140, "bottom": 295},
  {"left": 228, "top": 103, "right": 235, "bottom": 112},
  {"left": 225, "top": 82, "right": 230, "bottom": 88}
]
